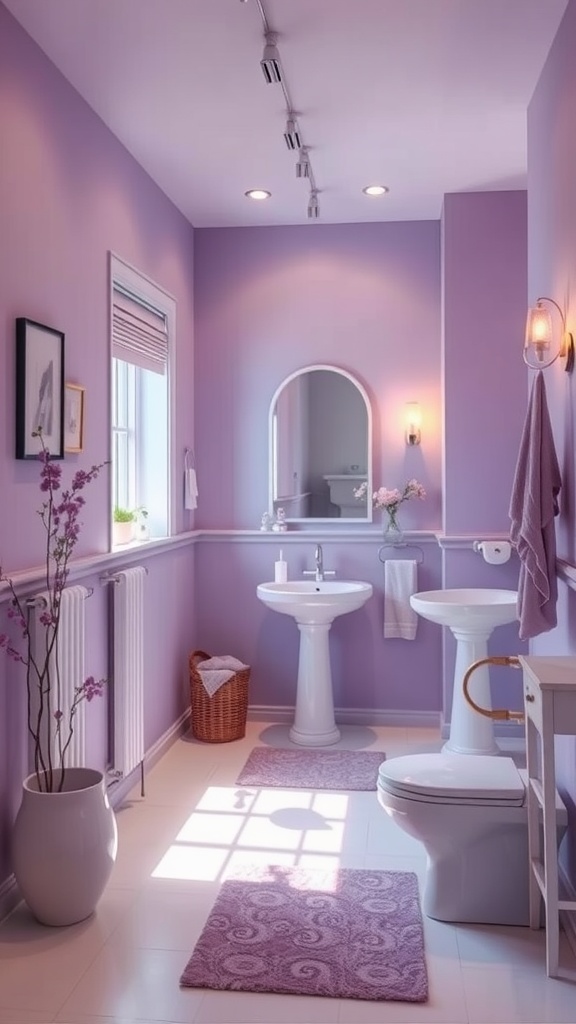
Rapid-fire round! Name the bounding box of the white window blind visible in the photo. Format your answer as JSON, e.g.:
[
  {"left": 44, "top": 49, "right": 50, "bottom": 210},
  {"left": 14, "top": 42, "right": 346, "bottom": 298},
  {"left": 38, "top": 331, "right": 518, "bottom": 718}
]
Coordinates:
[{"left": 112, "top": 283, "right": 168, "bottom": 375}]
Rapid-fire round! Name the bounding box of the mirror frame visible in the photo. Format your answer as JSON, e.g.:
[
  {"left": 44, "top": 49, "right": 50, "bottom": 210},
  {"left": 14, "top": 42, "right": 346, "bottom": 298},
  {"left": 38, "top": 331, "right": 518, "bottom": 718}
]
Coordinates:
[{"left": 268, "top": 363, "right": 373, "bottom": 524}]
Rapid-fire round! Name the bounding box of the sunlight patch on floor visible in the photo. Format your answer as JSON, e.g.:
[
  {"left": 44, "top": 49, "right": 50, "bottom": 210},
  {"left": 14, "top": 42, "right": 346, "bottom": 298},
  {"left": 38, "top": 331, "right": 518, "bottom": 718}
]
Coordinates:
[{"left": 150, "top": 784, "right": 349, "bottom": 882}]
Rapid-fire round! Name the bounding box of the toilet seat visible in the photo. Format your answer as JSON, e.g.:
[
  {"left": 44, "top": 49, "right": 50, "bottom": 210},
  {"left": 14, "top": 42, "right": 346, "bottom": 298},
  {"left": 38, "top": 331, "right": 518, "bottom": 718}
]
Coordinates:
[{"left": 378, "top": 753, "right": 525, "bottom": 806}]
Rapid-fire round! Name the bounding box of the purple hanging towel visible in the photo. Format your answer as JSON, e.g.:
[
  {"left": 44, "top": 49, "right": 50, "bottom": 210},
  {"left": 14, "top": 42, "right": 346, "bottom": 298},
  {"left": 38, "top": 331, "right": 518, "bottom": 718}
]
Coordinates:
[{"left": 509, "top": 370, "right": 561, "bottom": 640}]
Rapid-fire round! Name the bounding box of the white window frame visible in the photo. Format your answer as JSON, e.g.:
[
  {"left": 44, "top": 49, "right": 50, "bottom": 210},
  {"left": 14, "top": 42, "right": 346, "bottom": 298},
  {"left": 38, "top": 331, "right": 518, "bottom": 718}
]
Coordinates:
[{"left": 109, "top": 252, "right": 177, "bottom": 546}]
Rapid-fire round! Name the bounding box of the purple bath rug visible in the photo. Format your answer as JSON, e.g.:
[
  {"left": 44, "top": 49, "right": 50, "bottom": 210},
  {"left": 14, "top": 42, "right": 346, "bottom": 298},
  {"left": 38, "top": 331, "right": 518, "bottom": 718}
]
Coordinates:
[
  {"left": 180, "top": 864, "right": 428, "bottom": 1002},
  {"left": 235, "top": 747, "right": 386, "bottom": 791}
]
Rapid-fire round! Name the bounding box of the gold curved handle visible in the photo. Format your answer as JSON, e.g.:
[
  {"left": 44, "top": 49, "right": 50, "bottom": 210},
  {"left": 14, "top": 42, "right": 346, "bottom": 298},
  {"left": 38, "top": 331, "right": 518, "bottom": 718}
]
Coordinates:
[{"left": 462, "top": 656, "right": 525, "bottom": 722}]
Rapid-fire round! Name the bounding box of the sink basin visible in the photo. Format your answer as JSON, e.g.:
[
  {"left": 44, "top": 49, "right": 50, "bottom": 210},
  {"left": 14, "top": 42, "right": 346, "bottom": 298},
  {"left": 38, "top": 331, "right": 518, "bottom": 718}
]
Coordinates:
[
  {"left": 410, "top": 589, "right": 518, "bottom": 631},
  {"left": 257, "top": 580, "right": 373, "bottom": 624}
]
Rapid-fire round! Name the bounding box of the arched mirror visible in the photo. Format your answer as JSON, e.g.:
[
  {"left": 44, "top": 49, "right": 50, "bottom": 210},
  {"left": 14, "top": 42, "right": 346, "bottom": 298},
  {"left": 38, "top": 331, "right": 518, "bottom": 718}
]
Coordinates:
[{"left": 268, "top": 364, "right": 373, "bottom": 522}]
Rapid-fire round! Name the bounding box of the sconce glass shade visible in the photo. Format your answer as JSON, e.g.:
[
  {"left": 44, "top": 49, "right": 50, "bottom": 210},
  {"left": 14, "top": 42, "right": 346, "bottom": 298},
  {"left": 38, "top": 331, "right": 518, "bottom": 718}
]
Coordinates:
[
  {"left": 524, "top": 296, "right": 574, "bottom": 373},
  {"left": 524, "top": 303, "right": 552, "bottom": 363},
  {"left": 405, "top": 402, "right": 422, "bottom": 446}
]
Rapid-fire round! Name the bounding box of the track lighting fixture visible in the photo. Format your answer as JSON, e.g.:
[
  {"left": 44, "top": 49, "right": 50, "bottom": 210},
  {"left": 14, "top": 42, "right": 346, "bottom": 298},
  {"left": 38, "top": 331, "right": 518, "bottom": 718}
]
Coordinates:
[
  {"left": 247, "top": 0, "right": 322, "bottom": 219},
  {"left": 296, "top": 147, "right": 310, "bottom": 179},
  {"left": 284, "top": 113, "right": 301, "bottom": 151},
  {"left": 307, "top": 190, "right": 320, "bottom": 220},
  {"left": 261, "top": 32, "right": 282, "bottom": 84}
]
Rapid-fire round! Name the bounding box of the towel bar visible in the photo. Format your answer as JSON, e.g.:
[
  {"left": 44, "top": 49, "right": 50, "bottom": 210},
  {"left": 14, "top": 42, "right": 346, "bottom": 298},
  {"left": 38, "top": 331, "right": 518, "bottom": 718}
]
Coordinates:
[{"left": 378, "top": 543, "right": 423, "bottom": 565}]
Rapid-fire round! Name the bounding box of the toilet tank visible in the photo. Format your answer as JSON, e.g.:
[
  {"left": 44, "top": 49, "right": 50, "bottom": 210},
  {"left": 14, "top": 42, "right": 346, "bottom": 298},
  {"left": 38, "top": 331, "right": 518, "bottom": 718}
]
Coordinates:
[{"left": 323, "top": 474, "right": 366, "bottom": 517}]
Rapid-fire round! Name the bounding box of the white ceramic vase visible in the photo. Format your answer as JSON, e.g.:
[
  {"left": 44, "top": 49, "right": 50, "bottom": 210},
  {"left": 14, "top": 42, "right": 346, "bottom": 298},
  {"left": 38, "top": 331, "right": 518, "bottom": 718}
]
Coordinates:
[{"left": 12, "top": 767, "right": 118, "bottom": 926}]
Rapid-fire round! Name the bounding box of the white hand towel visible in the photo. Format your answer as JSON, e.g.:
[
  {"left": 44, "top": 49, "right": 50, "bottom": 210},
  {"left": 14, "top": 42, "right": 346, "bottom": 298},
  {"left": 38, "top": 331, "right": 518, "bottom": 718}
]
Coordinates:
[
  {"left": 184, "top": 468, "right": 198, "bottom": 510},
  {"left": 384, "top": 560, "right": 418, "bottom": 640},
  {"left": 196, "top": 655, "right": 249, "bottom": 696}
]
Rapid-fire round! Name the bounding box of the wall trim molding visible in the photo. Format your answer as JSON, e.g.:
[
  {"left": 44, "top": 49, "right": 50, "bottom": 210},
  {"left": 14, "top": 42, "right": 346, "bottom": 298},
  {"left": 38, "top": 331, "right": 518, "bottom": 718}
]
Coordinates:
[
  {"left": 196, "top": 529, "right": 440, "bottom": 544},
  {"left": 0, "top": 534, "right": 196, "bottom": 604},
  {"left": 437, "top": 534, "right": 513, "bottom": 550}
]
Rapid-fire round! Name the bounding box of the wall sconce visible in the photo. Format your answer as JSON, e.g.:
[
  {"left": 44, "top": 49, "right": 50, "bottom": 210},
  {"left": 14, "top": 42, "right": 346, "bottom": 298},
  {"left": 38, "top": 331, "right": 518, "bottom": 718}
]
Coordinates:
[
  {"left": 524, "top": 296, "right": 574, "bottom": 373},
  {"left": 405, "top": 402, "right": 422, "bottom": 446}
]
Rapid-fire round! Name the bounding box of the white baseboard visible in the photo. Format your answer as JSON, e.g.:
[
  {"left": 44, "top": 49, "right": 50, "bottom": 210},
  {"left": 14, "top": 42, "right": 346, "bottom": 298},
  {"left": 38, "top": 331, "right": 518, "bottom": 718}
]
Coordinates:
[
  {"left": 0, "top": 873, "right": 20, "bottom": 926},
  {"left": 441, "top": 720, "right": 526, "bottom": 741},
  {"left": 248, "top": 705, "right": 440, "bottom": 730},
  {"left": 559, "top": 863, "right": 576, "bottom": 957},
  {"left": 107, "top": 708, "right": 191, "bottom": 809}
]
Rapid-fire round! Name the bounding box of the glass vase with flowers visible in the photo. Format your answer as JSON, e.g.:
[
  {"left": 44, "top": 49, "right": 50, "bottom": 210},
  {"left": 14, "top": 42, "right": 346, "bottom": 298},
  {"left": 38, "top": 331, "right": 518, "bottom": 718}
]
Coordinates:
[{"left": 354, "top": 478, "right": 426, "bottom": 543}]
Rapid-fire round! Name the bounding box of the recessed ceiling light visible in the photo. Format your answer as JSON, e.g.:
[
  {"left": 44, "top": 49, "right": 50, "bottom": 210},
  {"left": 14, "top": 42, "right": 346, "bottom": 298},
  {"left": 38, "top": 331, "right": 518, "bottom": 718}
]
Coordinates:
[
  {"left": 245, "top": 189, "right": 271, "bottom": 200},
  {"left": 362, "top": 185, "right": 389, "bottom": 196}
]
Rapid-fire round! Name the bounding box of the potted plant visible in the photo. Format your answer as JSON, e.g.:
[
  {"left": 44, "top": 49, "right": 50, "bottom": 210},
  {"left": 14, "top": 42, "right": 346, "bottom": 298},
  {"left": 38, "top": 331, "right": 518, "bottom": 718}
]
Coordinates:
[
  {"left": 113, "top": 505, "right": 148, "bottom": 545},
  {"left": 0, "top": 429, "right": 117, "bottom": 925},
  {"left": 113, "top": 504, "right": 136, "bottom": 545}
]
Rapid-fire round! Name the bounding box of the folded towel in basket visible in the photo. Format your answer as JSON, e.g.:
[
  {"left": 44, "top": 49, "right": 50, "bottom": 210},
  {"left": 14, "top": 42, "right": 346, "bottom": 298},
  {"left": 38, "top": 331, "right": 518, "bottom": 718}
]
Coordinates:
[{"left": 196, "top": 655, "right": 249, "bottom": 697}]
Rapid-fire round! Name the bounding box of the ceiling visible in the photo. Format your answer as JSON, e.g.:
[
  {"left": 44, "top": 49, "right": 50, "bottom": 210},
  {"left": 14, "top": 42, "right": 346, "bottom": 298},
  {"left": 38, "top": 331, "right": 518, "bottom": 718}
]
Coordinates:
[{"left": 2, "top": 0, "right": 569, "bottom": 228}]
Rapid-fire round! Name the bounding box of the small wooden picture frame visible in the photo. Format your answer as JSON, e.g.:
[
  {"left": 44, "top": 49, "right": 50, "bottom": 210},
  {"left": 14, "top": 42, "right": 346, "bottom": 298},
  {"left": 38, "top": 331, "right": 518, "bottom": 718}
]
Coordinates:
[{"left": 64, "top": 383, "right": 85, "bottom": 454}]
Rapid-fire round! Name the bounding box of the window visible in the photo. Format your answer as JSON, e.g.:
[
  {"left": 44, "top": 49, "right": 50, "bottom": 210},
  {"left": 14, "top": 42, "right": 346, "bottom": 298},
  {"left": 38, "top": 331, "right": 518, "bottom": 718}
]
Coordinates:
[{"left": 110, "top": 254, "right": 176, "bottom": 545}]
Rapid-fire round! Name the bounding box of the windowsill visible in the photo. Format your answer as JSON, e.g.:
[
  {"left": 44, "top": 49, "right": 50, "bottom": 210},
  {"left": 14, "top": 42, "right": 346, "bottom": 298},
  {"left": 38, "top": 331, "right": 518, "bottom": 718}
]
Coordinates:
[{"left": 112, "top": 535, "right": 159, "bottom": 553}]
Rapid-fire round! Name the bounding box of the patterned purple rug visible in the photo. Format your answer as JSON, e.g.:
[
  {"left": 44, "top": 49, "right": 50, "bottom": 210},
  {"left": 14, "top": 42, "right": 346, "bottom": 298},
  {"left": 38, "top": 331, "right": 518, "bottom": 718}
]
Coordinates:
[
  {"left": 235, "top": 747, "right": 385, "bottom": 790},
  {"left": 180, "top": 865, "right": 427, "bottom": 1002}
]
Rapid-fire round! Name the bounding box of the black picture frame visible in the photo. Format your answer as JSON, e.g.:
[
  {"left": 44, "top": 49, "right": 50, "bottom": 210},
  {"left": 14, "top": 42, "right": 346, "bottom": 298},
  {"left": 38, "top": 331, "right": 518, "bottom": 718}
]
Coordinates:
[{"left": 15, "top": 317, "right": 65, "bottom": 460}]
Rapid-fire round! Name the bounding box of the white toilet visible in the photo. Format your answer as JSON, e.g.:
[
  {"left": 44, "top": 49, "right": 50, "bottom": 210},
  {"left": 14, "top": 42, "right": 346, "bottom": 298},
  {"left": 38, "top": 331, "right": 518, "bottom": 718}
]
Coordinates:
[{"left": 377, "top": 753, "right": 567, "bottom": 926}]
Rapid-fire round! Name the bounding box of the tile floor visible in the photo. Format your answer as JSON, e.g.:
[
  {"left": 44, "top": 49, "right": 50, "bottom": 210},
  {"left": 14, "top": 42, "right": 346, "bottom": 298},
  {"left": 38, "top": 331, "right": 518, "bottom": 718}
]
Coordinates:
[{"left": 0, "top": 722, "right": 575, "bottom": 1023}]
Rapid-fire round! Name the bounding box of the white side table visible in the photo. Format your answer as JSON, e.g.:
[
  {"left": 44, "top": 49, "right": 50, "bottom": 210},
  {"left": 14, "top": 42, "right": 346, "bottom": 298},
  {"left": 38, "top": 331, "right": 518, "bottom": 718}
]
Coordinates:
[{"left": 519, "top": 655, "right": 576, "bottom": 977}]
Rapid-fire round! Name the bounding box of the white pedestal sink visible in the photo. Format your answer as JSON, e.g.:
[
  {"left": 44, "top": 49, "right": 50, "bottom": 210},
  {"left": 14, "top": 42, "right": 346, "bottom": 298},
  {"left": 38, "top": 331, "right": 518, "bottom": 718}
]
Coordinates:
[
  {"left": 257, "top": 580, "right": 373, "bottom": 746},
  {"left": 410, "top": 589, "right": 518, "bottom": 756}
]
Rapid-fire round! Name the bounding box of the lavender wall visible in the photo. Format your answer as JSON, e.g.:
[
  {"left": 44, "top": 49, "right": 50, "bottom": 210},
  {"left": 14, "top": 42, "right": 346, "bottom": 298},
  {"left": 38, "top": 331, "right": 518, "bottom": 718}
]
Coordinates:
[
  {"left": 443, "top": 190, "right": 529, "bottom": 536},
  {"left": 526, "top": 0, "right": 576, "bottom": 882},
  {"left": 442, "top": 191, "right": 529, "bottom": 718},
  {"left": 0, "top": 5, "right": 196, "bottom": 891},
  {"left": 193, "top": 222, "right": 443, "bottom": 531}
]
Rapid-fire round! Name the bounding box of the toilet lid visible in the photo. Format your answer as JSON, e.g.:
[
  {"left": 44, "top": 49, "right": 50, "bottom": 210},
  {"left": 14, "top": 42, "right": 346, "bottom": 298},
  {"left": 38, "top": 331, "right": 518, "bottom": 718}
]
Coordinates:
[{"left": 378, "top": 753, "right": 525, "bottom": 804}]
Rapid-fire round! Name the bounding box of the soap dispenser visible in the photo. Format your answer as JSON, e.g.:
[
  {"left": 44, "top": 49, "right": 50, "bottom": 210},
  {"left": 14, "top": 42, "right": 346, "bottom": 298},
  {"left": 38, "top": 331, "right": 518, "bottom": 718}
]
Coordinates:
[{"left": 274, "top": 549, "right": 288, "bottom": 583}]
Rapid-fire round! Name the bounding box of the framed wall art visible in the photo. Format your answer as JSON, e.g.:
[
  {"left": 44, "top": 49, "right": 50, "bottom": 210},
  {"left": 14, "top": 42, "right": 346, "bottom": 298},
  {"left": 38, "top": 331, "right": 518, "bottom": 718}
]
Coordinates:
[
  {"left": 64, "top": 382, "right": 85, "bottom": 454},
  {"left": 15, "top": 317, "right": 65, "bottom": 460}
]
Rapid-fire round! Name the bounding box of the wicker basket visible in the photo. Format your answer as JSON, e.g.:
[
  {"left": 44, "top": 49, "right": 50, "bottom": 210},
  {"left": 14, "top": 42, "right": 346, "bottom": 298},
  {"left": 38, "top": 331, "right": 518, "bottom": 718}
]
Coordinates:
[{"left": 189, "top": 649, "right": 250, "bottom": 743}]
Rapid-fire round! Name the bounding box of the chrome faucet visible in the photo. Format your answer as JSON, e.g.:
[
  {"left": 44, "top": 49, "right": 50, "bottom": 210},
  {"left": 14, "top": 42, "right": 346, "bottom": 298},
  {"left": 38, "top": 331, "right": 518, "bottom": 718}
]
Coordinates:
[
  {"left": 303, "top": 543, "right": 336, "bottom": 583},
  {"left": 315, "top": 543, "right": 323, "bottom": 578}
]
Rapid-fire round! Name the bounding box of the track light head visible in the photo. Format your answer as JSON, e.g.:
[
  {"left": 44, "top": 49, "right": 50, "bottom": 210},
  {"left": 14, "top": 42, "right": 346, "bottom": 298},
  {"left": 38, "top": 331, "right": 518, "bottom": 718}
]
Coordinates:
[
  {"left": 296, "top": 147, "right": 311, "bottom": 179},
  {"left": 284, "top": 113, "right": 301, "bottom": 151},
  {"left": 307, "top": 189, "right": 320, "bottom": 219},
  {"left": 261, "top": 32, "right": 282, "bottom": 84}
]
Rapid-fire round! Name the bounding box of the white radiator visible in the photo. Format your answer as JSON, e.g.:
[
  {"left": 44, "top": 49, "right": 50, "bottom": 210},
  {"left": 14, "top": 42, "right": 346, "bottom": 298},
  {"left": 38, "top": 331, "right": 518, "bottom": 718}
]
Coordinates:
[
  {"left": 111, "top": 566, "right": 146, "bottom": 777},
  {"left": 30, "top": 585, "right": 89, "bottom": 768}
]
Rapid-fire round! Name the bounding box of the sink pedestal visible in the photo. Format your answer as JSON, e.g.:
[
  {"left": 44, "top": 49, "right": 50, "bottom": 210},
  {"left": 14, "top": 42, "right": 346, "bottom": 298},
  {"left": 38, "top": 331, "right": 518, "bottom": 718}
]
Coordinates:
[
  {"left": 256, "top": 580, "right": 373, "bottom": 748},
  {"left": 289, "top": 623, "right": 341, "bottom": 746},
  {"left": 444, "top": 627, "right": 500, "bottom": 756},
  {"left": 409, "top": 589, "right": 518, "bottom": 758}
]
